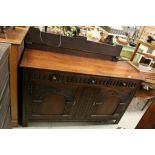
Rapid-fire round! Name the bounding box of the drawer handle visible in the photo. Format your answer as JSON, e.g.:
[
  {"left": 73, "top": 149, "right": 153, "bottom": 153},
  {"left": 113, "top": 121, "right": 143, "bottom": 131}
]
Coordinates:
[
  {"left": 89, "top": 79, "right": 96, "bottom": 84},
  {"left": 52, "top": 75, "right": 57, "bottom": 80},
  {"left": 122, "top": 82, "right": 127, "bottom": 86},
  {"left": 120, "top": 102, "right": 125, "bottom": 105},
  {"left": 95, "top": 102, "right": 103, "bottom": 105},
  {"left": 66, "top": 101, "right": 76, "bottom": 105},
  {"left": 49, "top": 75, "right": 57, "bottom": 81}
]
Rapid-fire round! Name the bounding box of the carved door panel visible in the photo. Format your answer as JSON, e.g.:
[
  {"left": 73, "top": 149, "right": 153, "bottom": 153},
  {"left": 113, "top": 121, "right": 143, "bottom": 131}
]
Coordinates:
[
  {"left": 29, "top": 84, "right": 79, "bottom": 120},
  {"left": 74, "top": 87, "right": 98, "bottom": 120},
  {"left": 87, "top": 88, "right": 132, "bottom": 122}
]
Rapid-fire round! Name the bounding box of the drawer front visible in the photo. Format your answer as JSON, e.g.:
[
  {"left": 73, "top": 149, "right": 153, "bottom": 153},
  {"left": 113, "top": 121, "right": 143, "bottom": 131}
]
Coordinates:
[
  {"left": 28, "top": 69, "right": 140, "bottom": 90},
  {"left": 0, "top": 56, "right": 9, "bottom": 94},
  {"left": 0, "top": 80, "right": 10, "bottom": 128},
  {"left": 2, "top": 105, "right": 12, "bottom": 129},
  {"left": 0, "top": 43, "right": 10, "bottom": 63}
]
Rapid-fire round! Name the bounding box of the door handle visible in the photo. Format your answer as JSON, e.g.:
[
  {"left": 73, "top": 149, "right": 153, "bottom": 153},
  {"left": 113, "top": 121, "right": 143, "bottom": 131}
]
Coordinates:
[
  {"left": 49, "top": 74, "right": 57, "bottom": 81},
  {"left": 95, "top": 102, "right": 103, "bottom": 105},
  {"left": 66, "top": 101, "right": 76, "bottom": 105}
]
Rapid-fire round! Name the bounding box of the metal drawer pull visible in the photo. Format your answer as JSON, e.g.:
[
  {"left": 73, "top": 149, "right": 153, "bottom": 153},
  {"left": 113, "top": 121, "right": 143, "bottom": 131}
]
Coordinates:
[
  {"left": 51, "top": 75, "right": 57, "bottom": 80},
  {"left": 120, "top": 102, "right": 125, "bottom": 105},
  {"left": 32, "top": 99, "right": 42, "bottom": 103},
  {"left": 89, "top": 79, "right": 96, "bottom": 84},
  {"left": 91, "top": 79, "right": 96, "bottom": 84},
  {"left": 95, "top": 102, "right": 103, "bottom": 105},
  {"left": 122, "top": 82, "right": 127, "bottom": 86},
  {"left": 65, "top": 101, "right": 76, "bottom": 105}
]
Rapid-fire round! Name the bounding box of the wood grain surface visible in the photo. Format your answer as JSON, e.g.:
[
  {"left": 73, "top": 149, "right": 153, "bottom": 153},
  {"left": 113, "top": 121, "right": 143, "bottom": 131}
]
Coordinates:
[
  {"left": 0, "top": 27, "right": 29, "bottom": 127},
  {"left": 20, "top": 48, "right": 143, "bottom": 80},
  {"left": 136, "top": 101, "right": 155, "bottom": 129},
  {"left": 0, "top": 27, "right": 29, "bottom": 45}
]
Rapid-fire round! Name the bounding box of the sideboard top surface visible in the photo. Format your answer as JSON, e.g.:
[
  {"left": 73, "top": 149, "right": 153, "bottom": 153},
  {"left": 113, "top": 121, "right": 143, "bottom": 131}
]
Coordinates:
[
  {"left": 20, "top": 48, "right": 143, "bottom": 80},
  {"left": 0, "top": 27, "right": 29, "bottom": 45}
]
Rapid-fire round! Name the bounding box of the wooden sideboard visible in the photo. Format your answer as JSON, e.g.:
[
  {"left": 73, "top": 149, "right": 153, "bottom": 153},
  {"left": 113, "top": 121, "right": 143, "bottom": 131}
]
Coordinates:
[
  {"left": 0, "top": 27, "right": 29, "bottom": 127},
  {"left": 0, "top": 43, "right": 12, "bottom": 129},
  {"left": 20, "top": 49, "right": 143, "bottom": 126}
]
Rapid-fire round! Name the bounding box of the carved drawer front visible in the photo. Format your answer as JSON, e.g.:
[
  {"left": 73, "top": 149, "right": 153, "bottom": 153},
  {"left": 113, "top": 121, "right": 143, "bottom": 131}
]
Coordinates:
[
  {"left": 28, "top": 84, "right": 79, "bottom": 120},
  {"left": 29, "top": 69, "right": 140, "bottom": 89}
]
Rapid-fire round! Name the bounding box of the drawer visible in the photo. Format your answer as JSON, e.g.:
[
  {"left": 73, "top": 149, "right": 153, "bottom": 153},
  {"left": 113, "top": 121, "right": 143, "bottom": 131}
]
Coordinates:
[
  {"left": 0, "top": 56, "right": 9, "bottom": 94},
  {"left": 28, "top": 69, "right": 140, "bottom": 89},
  {"left": 0, "top": 80, "right": 10, "bottom": 128},
  {"left": 0, "top": 43, "right": 10, "bottom": 63},
  {"left": 2, "top": 105, "right": 12, "bottom": 129}
]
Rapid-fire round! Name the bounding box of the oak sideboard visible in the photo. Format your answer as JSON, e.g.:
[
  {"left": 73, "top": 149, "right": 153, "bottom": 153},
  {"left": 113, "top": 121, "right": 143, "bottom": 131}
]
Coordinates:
[{"left": 20, "top": 49, "right": 143, "bottom": 126}]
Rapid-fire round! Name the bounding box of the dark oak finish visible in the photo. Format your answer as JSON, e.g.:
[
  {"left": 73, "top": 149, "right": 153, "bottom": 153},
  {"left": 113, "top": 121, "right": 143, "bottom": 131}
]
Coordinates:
[
  {"left": 25, "top": 27, "right": 123, "bottom": 61},
  {"left": 20, "top": 49, "right": 142, "bottom": 126},
  {"left": 21, "top": 49, "right": 142, "bottom": 80}
]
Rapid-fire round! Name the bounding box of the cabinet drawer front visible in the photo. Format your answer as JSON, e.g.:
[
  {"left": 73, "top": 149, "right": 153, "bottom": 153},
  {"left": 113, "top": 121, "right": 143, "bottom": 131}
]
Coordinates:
[
  {"left": 28, "top": 69, "right": 140, "bottom": 89},
  {"left": 0, "top": 78, "right": 9, "bottom": 108},
  {"left": 0, "top": 56, "right": 9, "bottom": 95},
  {"left": 0, "top": 81, "right": 10, "bottom": 128},
  {"left": 2, "top": 105, "right": 12, "bottom": 129}
]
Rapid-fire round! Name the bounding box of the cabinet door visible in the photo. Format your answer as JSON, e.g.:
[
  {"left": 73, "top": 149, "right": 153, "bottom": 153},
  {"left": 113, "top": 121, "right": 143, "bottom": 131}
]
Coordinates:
[
  {"left": 28, "top": 84, "right": 80, "bottom": 121},
  {"left": 87, "top": 88, "right": 132, "bottom": 122}
]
